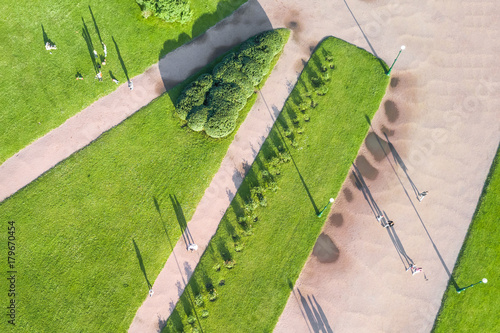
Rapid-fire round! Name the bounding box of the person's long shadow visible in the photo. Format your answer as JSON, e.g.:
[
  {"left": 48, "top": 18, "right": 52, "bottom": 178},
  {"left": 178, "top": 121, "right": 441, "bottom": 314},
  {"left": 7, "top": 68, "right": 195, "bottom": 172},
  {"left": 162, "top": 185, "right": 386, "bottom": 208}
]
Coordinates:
[
  {"left": 297, "top": 289, "right": 333, "bottom": 333},
  {"left": 112, "top": 36, "right": 129, "bottom": 82},
  {"left": 381, "top": 211, "right": 415, "bottom": 269},
  {"left": 132, "top": 239, "right": 152, "bottom": 289},
  {"left": 259, "top": 91, "right": 319, "bottom": 215},
  {"left": 343, "top": 0, "right": 388, "bottom": 73},
  {"left": 81, "top": 18, "right": 98, "bottom": 73},
  {"left": 169, "top": 194, "right": 194, "bottom": 249},
  {"left": 352, "top": 163, "right": 415, "bottom": 269},
  {"left": 364, "top": 116, "right": 459, "bottom": 289},
  {"left": 153, "top": 196, "right": 204, "bottom": 332},
  {"left": 352, "top": 163, "right": 383, "bottom": 220},
  {"left": 89, "top": 5, "right": 103, "bottom": 45},
  {"left": 41, "top": 24, "right": 54, "bottom": 46},
  {"left": 384, "top": 132, "right": 423, "bottom": 200}
]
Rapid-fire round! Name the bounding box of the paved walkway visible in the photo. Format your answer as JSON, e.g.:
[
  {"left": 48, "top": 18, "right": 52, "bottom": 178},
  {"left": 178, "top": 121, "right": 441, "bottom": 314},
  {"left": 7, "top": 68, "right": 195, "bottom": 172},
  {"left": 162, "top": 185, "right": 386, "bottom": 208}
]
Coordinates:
[{"left": 1, "top": 0, "right": 498, "bottom": 332}]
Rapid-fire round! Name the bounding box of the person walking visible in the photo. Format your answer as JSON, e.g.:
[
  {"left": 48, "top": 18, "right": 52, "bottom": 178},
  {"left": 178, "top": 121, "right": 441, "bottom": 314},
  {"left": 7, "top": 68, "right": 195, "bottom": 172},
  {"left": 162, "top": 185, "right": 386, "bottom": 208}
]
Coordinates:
[
  {"left": 112, "top": 78, "right": 119, "bottom": 84},
  {"left": 149, "top": 289, "right": 154, "bottom": 297},
  {"left": 418, "top": 191, "right": 428, "bottom": 202},
  {"left": 128, "top": 80, "right": 134, "bottom": 90},
  {"left": 102, "top": 42, "right": 107, "bottom": 57},
  {"left": 93, "top": 50, "right": 98, "bottom": 59},
  {"left": 188, "top": 243, "right": 198, "bottom": 252},
  {"left": 95, "top": 71, "right": 102, "bottom": 82}
]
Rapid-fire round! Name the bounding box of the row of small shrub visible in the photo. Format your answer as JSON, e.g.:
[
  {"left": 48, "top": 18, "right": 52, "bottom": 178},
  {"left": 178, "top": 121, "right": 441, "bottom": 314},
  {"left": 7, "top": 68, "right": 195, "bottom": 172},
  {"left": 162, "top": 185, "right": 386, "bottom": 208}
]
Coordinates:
[
  {"left": 136, "top": 0, "right": 192, "bottom": 23},
  {"left": 175, "top": 29, "right": 289, "bottom": 138}
]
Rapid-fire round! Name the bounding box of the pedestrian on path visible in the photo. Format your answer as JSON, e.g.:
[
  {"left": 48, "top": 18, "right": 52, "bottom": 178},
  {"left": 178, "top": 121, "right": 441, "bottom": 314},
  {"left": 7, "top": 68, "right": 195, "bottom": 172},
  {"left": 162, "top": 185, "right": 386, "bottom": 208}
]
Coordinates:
[
  {"left": 384, "top": 220, "right": 395, "bottom": 228},
  {"left": 149, "top": 289, "right": 154, "bottom": 297},
  {"left": 128, "top": 80, "right": 134, "bottom": 90},
  {"left": 188, "top": 243, "right": 198, "bottom": 252},
  {"left": 406, "top": 264, "right": 423, "bottom": 275},
  {"left": 417, "top": 191, "right": 428, "bottom": 202}
]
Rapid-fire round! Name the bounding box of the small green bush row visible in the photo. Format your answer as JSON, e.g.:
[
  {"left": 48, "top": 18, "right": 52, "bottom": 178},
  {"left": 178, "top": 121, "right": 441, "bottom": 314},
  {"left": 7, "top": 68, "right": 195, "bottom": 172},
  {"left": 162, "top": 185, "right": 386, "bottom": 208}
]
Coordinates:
[
  {"left": 136, "top": 0, "right": 192, "bottom": 23},
  {"left": 175, "top": 29, "right": 289, "bottom": 138}
]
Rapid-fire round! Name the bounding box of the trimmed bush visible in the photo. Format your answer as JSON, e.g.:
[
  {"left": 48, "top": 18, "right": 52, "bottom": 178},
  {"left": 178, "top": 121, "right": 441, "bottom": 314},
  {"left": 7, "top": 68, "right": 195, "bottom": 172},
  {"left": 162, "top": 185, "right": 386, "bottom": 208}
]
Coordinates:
[
  {"left": 187, "top": 105, "right": 210, "bottom": 132},
  {"left": 175, "top": 29, "right": 288, "bottom": 138},
  {"left": 136, "top": 0, "right": 192, "bottom": 23},
  {"left": 176, "top": 74, "right": 213, "bottom": 120}
]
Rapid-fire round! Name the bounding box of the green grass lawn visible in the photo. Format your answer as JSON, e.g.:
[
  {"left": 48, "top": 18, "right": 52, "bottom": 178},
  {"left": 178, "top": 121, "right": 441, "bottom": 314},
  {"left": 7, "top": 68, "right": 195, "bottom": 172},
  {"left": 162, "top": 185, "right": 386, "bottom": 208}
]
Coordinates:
[
  {"left": 432, "top": 144, "right": 500, "bottom": 332},
  {"left": 163, "top": 37, "right": 389, "bottom": 332},
  {"left": 0, "top": 29, "right": 287, "bottom": 332},
  {"left": 0, "top": 0, "right": 247, "bottom": 164}
]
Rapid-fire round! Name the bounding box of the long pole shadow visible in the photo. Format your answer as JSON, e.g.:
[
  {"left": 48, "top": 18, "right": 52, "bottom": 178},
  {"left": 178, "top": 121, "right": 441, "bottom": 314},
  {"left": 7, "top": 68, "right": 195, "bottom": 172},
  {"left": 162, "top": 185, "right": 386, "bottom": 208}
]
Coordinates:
[
  {"left": 112, "top": 36, "right": 129, "bottom": 82},
  {"left": 259, "top": 91, "right": 319, "bottom": 214},
  {"left": 132, "top": 238, "right": 152, "bottom": 289},
  {"left": 343, "top": 0, "right": 388, "bottom": 73},
  {"left": 81, "top": 18, "right": 98, "bottom": 74},
  {"left": 365, "top": 116, "right": 459, "bottom": 289},
  {"left": 169, "top": 194, "right": 194, "bottom": 249},
  {"left": 297, "top": 289, "right": 334, "bottom": 333}
]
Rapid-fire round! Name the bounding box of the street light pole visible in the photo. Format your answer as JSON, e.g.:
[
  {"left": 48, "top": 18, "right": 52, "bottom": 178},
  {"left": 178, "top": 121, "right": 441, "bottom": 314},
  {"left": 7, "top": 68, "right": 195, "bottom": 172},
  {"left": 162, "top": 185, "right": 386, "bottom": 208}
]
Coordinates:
[
  {"left": 386, "top": 45, "right": 405, "bottom": 76},
  {"left": 456, "top": 278, "right": 488, "bottom": 293},
  {"left": 317, "top": 198, "right": 334, "bottom": 217}
]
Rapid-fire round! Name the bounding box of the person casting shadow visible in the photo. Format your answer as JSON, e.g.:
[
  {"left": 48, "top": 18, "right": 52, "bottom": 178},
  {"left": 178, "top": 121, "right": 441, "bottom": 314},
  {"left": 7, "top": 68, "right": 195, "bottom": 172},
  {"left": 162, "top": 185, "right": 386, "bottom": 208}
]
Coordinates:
[
  {"left": 41, "top": 24, "right": 55, "bottom": 47},
  {"left": 132, "top": 239, "right": 152, "bottom": 289},
  {"left": 169, "top": 194, "right": 194, "bottom": 249},
  {"left": 112, "top": 36, "right": 130, "bottom": 82}
]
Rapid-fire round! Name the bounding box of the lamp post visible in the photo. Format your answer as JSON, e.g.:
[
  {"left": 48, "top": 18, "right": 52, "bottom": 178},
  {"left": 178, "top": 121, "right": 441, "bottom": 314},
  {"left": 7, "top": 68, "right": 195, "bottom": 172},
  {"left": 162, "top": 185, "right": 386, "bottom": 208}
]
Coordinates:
[
  {"left": 386, "top": 45, "right": 405, "bottom": 76},
  {"left": 456, "top": 278, "right": 488, "bottom": 293},
  {"left": 317, "top": 198, "right": 334, "bottom": 217}
]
